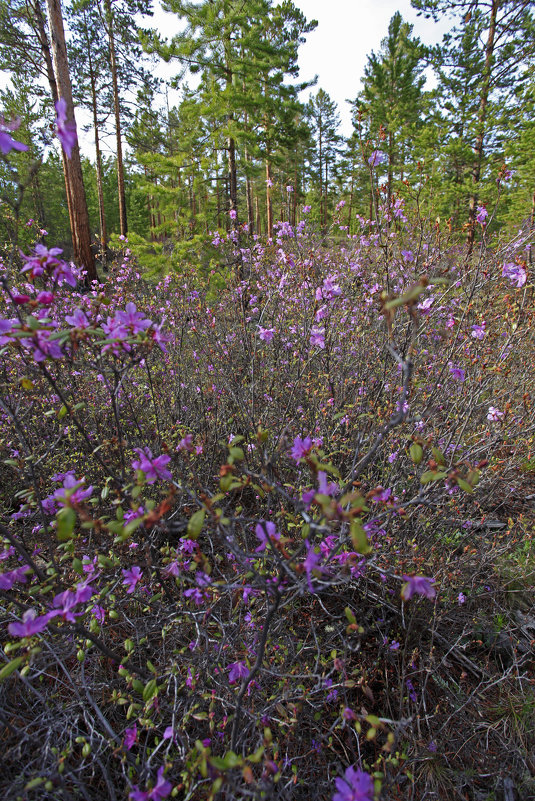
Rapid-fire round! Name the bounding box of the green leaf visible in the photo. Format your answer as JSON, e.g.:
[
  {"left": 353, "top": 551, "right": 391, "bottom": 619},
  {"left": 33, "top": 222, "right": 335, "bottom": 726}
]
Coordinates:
[
  {"left": 409, "top": 443, "right": 423, "bottom": 465},
  {"left": 187, "top": 509, "right": 206, "bottom": 539},
  {"left": 420, "top": 470, "right": 447, "bottom": 484},
  {"left": 350, "top": 519, "right": 372, "bottom": 555},
  {"left": 143, "top": 679, "right": 158, "bottom": 702},
  {"left": 56, "top": 507, "right": 76, "bottom": 541},
  {"left": 0, "top": 657, "right": 23, "bottom": 679},
  {"left": 457, "top": 478, "right": 474, "bottom": 494}
]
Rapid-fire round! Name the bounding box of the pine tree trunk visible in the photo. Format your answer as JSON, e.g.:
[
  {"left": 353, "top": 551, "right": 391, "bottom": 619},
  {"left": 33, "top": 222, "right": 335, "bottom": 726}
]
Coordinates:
[
  {"left": 266, "top": 159, "right": 273, "bottom": 238},
  {"left": 228, "top": 134, "right": 238, "bottom": 230},
  {"left": 45, "top": 0, "right": 97, "bottom": 281},
  {"left": 467, "top": 0, "right": 497, "bottom": 253},
  {"left": 85, "top": 13, "right": 107, "bottom": 266},
  {"left": 33, "top": 0, "right": 76, "bottom": 245},
  {"left": 104, "top": 0, "right": 127, "bottom": 237}
]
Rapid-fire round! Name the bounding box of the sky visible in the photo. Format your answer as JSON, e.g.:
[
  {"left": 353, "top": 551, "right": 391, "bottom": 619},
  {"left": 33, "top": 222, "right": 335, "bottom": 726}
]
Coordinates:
[{"left": 1, "top": 0, "right": 451, "bottom": 157}]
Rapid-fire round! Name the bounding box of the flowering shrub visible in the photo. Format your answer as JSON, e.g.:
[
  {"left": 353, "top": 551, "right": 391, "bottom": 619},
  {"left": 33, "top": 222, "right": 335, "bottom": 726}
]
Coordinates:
[{"left": 1, "top": 158, "right": 534, "bottom": 800}]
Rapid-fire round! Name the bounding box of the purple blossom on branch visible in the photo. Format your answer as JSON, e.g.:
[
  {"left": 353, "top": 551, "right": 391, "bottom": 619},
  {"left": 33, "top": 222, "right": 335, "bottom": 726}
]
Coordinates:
[
  {"left": 132, "top": 448, "right": 172, "bottom": 484},
  {"left": 122, "top": 566, "right": 143, "bottom": 594},
  {"left": 333, "top": 766, "right": 374, "bottom": 801},
  {"left": 368, "top": 150, "right": 386, "bottom": 167},
  {"left": 8, "top": 608, "right": 58, "bottom": 637},
  {"left": 55, "top": 98, "right": 77, "bottom": 158},
  {"left": 129, "top": 766, "right": 172, "bottom": 801},
  {"left": 0, "top": 115, "right": 28, "bottom": 154},
  {"left": 401, "top": 575, "right": 436, "bottom": 601},
  {"left": 502, "top": 262, "right": 527, "bottom": 288}
]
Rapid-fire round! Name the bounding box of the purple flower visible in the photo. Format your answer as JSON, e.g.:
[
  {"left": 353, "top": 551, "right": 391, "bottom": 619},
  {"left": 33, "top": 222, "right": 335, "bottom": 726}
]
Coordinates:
[
  {"left": 55, "top": 98, "right": 77, "bottom": 158},
  {"left": 0, "top": 115, "right": 28, "bottom": 154},
  {"left": 254, "top": 520, "right": 280, "bottom": 552},
  {"left": 8, "top": 608, "right": 58, "bottom": 637},
  {"left": 0, "top": 565, "right": 31, "bottom": 590},
  {"left": 471, "top": 322, "right": 486, "bottom": 339},
  {"left": 290, "top": 435, "right": 312, "bottom": 462},
  {"left": 122, "top": 566, "right": 143, "bottom": 594},
  {"left": 130, "top": 766, "right": 172, "bottom": 801},
  {"left": 476, "top": 205, "right": 488, "bottom": 225},
  {"left": 401, "top": 249, "right": 414, "bottom": 263},
  {"left": 117, "top": 302, "right": 152, "bottom": 334},
  {"left": 124, "top": 723, "right": 137, "bottom": 751},
  {"left": 310, "top": 326, "right": 325, "bottom": 349},
  {"left": 228, "top": 661, "right": 249, "bottom": 684},
  {"left": 333, "top": 766, "right": 374, "bottom": 801},
  {"left": 258, "top": 326, "right": 275, "bottom": 342},
  {"left": 229, "top": 209, "right": 237, "bottom": 220},
  {"left": 368, "top": 150, "right": 386, "bottom": 167},
  {"left": 132, "top": 448, "right": 172, "bottom": 484},
  {"left": 53, "top": 473, "right": 93, "bottom": 506},
  {"left": 487, "top": 406, "right": 504, "bottom": 422},
  {"left": 401, "top": 575, "right": 436, "bottom": 601},
  {"left": 65, "top": 308, "right": 90, "bottom": 328},
  {"left": 449, "top": 366, "right": 466, "bottom": 382},
  {"left": 502, "top": 262, "right": 527, "bottom": 288}
]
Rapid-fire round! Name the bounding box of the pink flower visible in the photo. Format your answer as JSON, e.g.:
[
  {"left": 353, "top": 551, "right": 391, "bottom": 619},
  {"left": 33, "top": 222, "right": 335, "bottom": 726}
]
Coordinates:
[
  {"left": 228, "top": 661, "right": 249, "bottom": 684},
  {"left": 401, "top": 575, "right": 436, "bottom": 601},
  {"left": 122, "top": 565, "right": 143, "bottom": 594},
  {"left": 65, "top": 308, "right": 90, "bottom": 328},
  {"left": 449, "top": 366, "right": 466, "bottom": 381},
  {"left": 254, "top": 521, "right": 280, "bottom": 552},
  {"left": 309, "top": 326, "right": 325, "bottom": 349},
  {"left": 8, "top": 608, "right": 58, "bottom": 637},
  {"left": 0, "top": 115, "right": 28, "bottom": 154},
  {"left": 124, "top": 723, "right": 137, "bottom": 751},
  {"left": 368, "top": 150, "right": 386, "bottom": 167},
  {"left": 53, "top": 473, "right": 93, "bottom": 506},
  {"left": 258, "top": 326, "right": 275, "bottom": 342},
  {"left": 502, "top": 262, "right": 527, "bottom": 288},
  {"left": 229, "top": 209, "right": 237, "bottom": 220},
  {"left": 333, "top": 766, "right": 374, "bottom": 801},
  {"left": 487, "top": 406, "right": 504, "bottom": 422},
  {"left": 130, "top": 766, "right": 172, "bottom": 801},
  {"left": 132, "top": 448, "right": 172, "bottom": 484},
  {"left": 117, "top": 302, "right": 152, "bottom": 334},
  {"left": 55, "top": 98, "right": 77, "bottom": 158}
]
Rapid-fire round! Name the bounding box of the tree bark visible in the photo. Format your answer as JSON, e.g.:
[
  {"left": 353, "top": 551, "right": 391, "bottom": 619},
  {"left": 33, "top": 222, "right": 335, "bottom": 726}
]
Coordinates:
[
  {"left": 45, "top": 0, "right": 97, "bottom": 281},
  {"left": 104, "top": 0, "right": 127, "bottom": 237},
  {"left": 84, "top": 10, "right": 107, "bottom": 266}
]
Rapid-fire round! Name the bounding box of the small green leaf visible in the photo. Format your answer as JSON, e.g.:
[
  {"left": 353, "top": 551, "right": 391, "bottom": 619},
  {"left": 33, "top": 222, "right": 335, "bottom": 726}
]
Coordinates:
[
  {"left": 409, "top": 443, "right": 423, "bottom": 465},
  {"left": 457, "top": 478, "right": 474, "bottom": 494},
  {"left": 350, "top": 519, "right": 372, "bottom": 555},
  {"left": 58, "top": 404, "right": 68, "bottom": 419},
  {"left": 143, "top": 678, "right": 158, "bottom": 702},
  {"left": 187, "top": 509, "right": 206, "bottom": 539},
  {"left": 0, "top": 656, "right": 23, "bottom": 679},
  {"left": 56, "top": 507, "right": 76, "bottom": 541}
]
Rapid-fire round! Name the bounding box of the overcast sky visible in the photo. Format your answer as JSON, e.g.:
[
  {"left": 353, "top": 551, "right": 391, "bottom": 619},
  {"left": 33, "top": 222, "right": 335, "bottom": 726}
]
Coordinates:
[{"left": 1, "top": 1, "right": 450, "bottom": 157}]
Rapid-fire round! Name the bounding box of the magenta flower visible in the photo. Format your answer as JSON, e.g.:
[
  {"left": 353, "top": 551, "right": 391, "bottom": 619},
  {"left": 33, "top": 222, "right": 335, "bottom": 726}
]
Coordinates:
[
  {"left": 117, "top": 302, "right": 152, "bottom": 334},
  {"left": 0, "top": 565, "right": 31, "bottom": 590},
  {"left": 20, "top": 243, "right": 63, "bottom": 277},
  {"left": 229, "top": 208, "right": 237, "bottom": 219},
  {"left": 124, "top": 723, "right": 137, "bottom": 751},
  {"left": 228, "top": 661, "right": 249, "bottom": 684},
  {"left": 0, "top": 115, "right": 28, "bottom": 154},
  {"left": 254, "top": 520, "right": 280, "bottom": 552},
  {"left": 129, "top": 766, "right": 172, "bottom": 801},
  {"left": 132, "top": 448, "right": 172, "bottom": 484},
  {"left": 487, "top": 406, "right": 504, "bottom": 422},
  {"left": 258, "top": 326, "right": 275, "bottom": 342},
  {"left": 333, "top": 766, "right": 374, "bottom": 801},
  {"left": 471, "top": 322, "right": 486, "bottom": 339},
  {"left": 8, "top": 608, "right": 57, "bottom": 637},
  {"left": 502, "top": 262, "right": 527, "bottom": 288},
  {"left": 368, "top": 150, "right": 386, "bottom": 167},
  {"left": 290, "top": 435, "right": 312, "bottom": 462},
  {"left": 55, "top": 98, "right": 77, "bottom": 158},
  {"left": 401, "top": 575, "right": 436, "bottom": 601},
  {"left": 401, "top": 249, "right": 414, "bottom": 262},
  {"left": 449, "top": 366, "right": 466, "bottom": 382},
  {"left": 53, "top": 473, "right": 93, "bottom": 506},
  {"left": 310, "top": 326, "right": 325, "bottom": 349},
  {"left": 476, "top": 205, "right": 488, "bottom": 225},
  {"left": 122, "top": 566, "right": 143, "bottom": 594}
]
